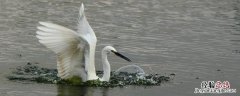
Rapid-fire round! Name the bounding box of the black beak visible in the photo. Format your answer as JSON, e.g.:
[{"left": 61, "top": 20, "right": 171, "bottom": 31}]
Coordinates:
[{"left": 111, "top": 50, "right": 131, "bottom": 62}]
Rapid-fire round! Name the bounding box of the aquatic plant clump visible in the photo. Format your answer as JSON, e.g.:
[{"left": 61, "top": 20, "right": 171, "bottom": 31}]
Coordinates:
[{"left": 7, "top": 63, "right": 172, "bottom": 87}]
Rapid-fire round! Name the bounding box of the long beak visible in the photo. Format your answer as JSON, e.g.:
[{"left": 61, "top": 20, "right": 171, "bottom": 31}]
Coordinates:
[{"left": 111, "top": 50, "right": 131, "bottom": 62}]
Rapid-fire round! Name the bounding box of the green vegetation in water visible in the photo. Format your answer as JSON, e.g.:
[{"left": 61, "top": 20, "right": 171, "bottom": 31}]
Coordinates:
[{"left": 7, "top": 63, "right": 173, "bottom": 87}]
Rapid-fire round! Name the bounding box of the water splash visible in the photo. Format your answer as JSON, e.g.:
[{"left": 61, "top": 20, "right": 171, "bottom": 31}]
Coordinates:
[
  {"left": 115, "top": 64, "right": 145, "bottom": 75},
  {"left": 7, "top": 63, "right": 172, "bottom": 87}
]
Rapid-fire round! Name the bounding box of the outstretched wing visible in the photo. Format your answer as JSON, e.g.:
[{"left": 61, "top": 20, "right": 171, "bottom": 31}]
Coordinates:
[
  {"left": 77, "top": 3, "right": 97, "bottom": 78},
  {"left": 36, "top": 22, "right": 88, "bottom": 81},
  {"left": 77, "top": 3, "right": 96, "bottom": 40}
]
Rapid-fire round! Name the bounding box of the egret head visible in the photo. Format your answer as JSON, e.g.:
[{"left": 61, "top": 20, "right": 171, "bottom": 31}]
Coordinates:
[{"left": 103, "top": 46, "right": 131, "bottom": 62}]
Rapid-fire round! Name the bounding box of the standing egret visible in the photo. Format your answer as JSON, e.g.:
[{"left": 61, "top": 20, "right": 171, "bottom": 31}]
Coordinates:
[{"left": 36, "top": 3, "right": 131, "bottom": 82}]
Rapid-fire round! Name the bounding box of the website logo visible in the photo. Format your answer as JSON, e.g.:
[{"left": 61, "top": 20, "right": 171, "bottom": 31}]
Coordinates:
[{"left": 194, "top": 81, "right": 237, "bottom": 94}]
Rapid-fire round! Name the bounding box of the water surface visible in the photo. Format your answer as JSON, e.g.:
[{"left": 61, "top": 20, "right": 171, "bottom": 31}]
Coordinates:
[{"left": 0, "top": 0, "right": 239, "bottom": 96}]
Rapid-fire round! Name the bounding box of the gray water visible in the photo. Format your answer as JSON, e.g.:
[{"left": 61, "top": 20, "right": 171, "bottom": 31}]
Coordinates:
[{"left": 0, "top": 0, "right": 240, "bottom": 96}]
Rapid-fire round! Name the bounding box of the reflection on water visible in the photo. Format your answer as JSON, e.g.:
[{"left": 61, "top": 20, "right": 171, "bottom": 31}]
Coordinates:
[{"left": 57, "top": 85, "right": 108, "bottom": 96}]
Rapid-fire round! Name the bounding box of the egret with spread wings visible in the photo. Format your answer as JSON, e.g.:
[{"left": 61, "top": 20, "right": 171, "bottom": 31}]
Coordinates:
[{"left": 36, "top": 4, "right": 131, "bottom": 82}]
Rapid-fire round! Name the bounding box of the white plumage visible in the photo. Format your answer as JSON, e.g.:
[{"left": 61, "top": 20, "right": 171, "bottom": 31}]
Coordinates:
[{"left": 36, "top": 3, "right": 131, "bottom": 82}]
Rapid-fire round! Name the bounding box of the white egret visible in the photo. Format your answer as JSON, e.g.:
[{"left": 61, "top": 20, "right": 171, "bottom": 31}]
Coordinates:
[{"left": 36, "top": 3, "right": 131, "bottom": 82}]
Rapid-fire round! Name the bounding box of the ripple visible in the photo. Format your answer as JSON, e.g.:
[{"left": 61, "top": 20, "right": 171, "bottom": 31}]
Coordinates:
[{"left": 7, "top": 63, "right": 172, "bottom": 87}]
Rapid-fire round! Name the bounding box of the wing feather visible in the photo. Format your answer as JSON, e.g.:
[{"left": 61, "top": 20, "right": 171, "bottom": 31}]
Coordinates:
[
  {"left": 36, "top": 22, "right": 88, "bottom": 81},
  {"left": 77, "top": 4, "right": 96, "bottom": 41},
  {"left": 36, "top": 3, "right": 97, "bottom": 81},
  {"left": 77, "top": 4, "right": 97, "bottom": 76}
]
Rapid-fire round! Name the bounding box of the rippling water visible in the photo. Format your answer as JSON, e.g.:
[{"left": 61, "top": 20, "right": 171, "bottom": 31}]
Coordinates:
[{"left": 0, "top": 0, "right": 240, "bottom": 96}]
